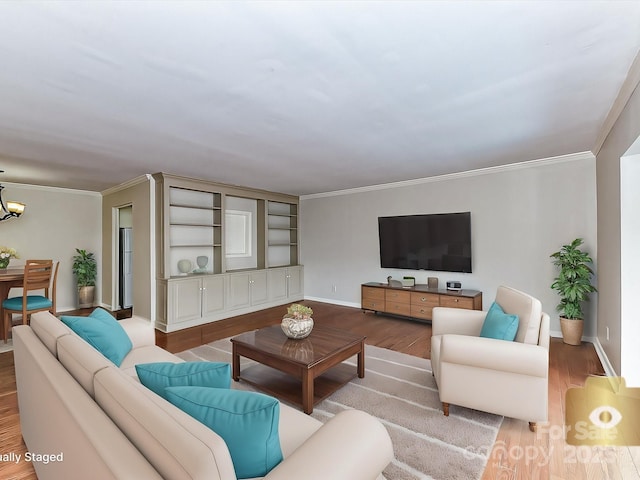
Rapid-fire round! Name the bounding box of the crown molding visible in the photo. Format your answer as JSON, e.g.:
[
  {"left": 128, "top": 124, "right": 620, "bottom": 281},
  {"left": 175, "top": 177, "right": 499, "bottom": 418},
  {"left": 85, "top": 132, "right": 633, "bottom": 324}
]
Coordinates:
[
  {"left": 301, "top": 151, "right": 594, "bottom": 200},
  {"left": 592, "top": 49, "right": 640, "bottom": 156},
  {"left": 5, "top": 181, "right": 101, "bottom": 197},
  {"left": 101, "top": 174, "right": 152, "bottom": 196}
]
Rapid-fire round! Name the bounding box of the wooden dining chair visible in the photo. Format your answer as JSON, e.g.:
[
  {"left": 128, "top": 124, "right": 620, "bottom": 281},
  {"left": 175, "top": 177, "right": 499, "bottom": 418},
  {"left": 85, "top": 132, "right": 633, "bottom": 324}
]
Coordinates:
[{"left": 3, "top": 260, "right": 59, "bottom": 343}]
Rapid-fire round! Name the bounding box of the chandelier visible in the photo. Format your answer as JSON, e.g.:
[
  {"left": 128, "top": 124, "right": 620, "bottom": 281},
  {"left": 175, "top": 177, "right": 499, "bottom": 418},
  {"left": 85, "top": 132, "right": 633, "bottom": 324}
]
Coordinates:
[{"left": 0, "top": 173, "right": 26, "bottom": 221}]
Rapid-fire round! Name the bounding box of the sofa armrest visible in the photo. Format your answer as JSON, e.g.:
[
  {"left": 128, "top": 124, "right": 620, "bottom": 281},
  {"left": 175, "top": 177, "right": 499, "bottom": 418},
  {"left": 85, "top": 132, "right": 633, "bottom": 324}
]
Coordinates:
[
  {"left": 432, "top": 307, "right": 486, "bottom": 337},
  {"left": 264, "top": 410, "right": 393, "bottom": 480},
  {"left": 440, "top": 334, "right": 548, "bottom": 378},
  {"left": 119, "top": 316, "right": 156, "bottom": 349}
]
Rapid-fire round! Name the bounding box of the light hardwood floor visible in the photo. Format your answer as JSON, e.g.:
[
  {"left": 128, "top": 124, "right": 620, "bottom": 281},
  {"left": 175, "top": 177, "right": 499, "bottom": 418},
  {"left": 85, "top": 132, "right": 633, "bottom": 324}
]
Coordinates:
[{"left": 1, "top": 301, "right": 638, "bottom": 479}]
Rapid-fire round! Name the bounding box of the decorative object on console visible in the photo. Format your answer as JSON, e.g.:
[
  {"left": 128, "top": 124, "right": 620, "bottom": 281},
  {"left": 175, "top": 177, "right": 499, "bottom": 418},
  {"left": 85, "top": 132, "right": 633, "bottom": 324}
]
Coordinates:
[
  {"left": 402, "top": 276, "right": 415, "bottom": 287},
  {"left": 281, "top": 303, "right": 314, "bottom": 339},
  {"left": 177, "top": 259, "right": 192, "bottom": 275},
  {"left": 427, "top": 277, "right": 438, "bottom": 289},
  {"left": 0, "top": 246, "right": 18, "bottom": 269},
  {"left": 72, "top": 248, "right": 97, "bottom": 308},
  {"left": 446, "top": 281, "right": 461, "bottom": 291},
  {"left": 550, "top": 238, "right": 597, "bottom": 346},
  {"left": 388, "top": 279, "right": 403, "bottom": 288},
  {"left": 0, "top": 172, "right": 26, "bottom": 222}
]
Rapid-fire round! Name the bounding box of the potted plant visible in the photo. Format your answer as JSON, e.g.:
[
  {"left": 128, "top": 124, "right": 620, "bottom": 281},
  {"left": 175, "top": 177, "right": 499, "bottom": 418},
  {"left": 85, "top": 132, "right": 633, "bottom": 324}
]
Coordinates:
[
  {"left": 0, "top": 246, "right": 18, "bottom": 269},
  {"left": 72, "top": 248, "right": 97, "bottom": 308},
  {"left": 281, "top": 303, "right": 314, "bottom": 339},
  {"left": 550, "top": 238, "right": 597, "bottom": 345}
]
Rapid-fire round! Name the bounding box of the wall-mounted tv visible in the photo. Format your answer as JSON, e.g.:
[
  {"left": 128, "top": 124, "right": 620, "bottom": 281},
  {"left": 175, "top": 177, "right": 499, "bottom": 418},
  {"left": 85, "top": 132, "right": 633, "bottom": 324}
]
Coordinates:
[{"left": 378, "top": 212, "right": 472, "bottom": 273}]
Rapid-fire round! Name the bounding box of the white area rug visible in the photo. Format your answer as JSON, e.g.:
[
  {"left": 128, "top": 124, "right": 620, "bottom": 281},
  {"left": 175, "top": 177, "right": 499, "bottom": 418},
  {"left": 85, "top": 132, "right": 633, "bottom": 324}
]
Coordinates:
[
  {"left": 179, "top": 339, "right": 503, "bottom": 480},
  {"left": 0, "top": 338, "right": 13, "bottom": 354}
]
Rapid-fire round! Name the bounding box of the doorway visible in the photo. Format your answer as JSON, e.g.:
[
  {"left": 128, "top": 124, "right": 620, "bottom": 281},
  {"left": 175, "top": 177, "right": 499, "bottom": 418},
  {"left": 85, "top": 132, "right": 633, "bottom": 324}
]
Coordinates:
[{"left": 117, "top": 205, "right": 133, "bottom": 311}]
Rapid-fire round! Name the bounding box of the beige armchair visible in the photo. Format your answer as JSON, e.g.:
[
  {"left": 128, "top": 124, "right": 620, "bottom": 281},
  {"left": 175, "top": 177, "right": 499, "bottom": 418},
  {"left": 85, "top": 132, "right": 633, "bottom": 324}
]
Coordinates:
[{"left": 430, "top": 285, "right": 550, "bottom": 432}]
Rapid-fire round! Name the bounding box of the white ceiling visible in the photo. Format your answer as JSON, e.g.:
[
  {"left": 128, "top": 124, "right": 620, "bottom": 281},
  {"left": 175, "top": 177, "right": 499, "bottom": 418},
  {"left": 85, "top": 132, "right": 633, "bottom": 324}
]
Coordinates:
[{"left": 1, "top": 1, "right": 639, "bottom": 195}]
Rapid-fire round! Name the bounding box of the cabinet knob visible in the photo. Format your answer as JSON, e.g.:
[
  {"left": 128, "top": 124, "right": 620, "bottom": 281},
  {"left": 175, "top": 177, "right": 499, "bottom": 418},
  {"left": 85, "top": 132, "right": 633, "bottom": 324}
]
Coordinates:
[{"left": 421, "top": 297, "right": 426, "bottom": 301}]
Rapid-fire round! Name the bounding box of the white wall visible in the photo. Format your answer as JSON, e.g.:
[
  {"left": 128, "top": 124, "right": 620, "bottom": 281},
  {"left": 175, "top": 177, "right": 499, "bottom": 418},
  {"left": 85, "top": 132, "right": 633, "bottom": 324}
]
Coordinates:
[
  {"left": 620, "top": 153, "right": 640, "bottom": 387},
  {"left": 300, "top": 154, "right": 597, "bottom": 337},
  {"left": 596, "top": 67, "right": 640, "bottom": 379},
  {"left": 0, "top": 183, "right": 102, "bottom": 312}
]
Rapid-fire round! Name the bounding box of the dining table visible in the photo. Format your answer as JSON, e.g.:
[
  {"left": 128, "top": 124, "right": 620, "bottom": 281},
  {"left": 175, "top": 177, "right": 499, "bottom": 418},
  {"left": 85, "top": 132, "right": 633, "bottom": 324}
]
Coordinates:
[{"left": 0, "top": 266, "right": 25, "bottom": 341}]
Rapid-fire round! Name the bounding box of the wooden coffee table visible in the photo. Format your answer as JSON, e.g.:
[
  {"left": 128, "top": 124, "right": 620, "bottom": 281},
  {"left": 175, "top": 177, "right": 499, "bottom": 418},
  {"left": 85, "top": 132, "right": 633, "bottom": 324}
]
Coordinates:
[{"left": 231, "top": 324, "right": 365, "bottom": 414}]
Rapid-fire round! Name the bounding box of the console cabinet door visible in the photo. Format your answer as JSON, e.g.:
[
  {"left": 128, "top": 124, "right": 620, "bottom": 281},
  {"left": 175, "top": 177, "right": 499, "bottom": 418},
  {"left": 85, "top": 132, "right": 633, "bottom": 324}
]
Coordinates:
[
  {"left": 169, "top": 277, "right": 202, "bottom": 324},
  {"left": 267, "top": 268, "right": 288, "bottom": 302},
  {"left": 227, "top": 271, "right": 268, "bottom": 309},
  {"left": 286, "top": 266, "right": 303, "bottom": 300},
  {"left": 250, "top": 270, "right": 268, "bottom": 306},
  {"left": 202, "top": 275, "right": 225, "bottom": 316},
  {"left": 227, "top": 272, "right": 251, "bottom": 310}
]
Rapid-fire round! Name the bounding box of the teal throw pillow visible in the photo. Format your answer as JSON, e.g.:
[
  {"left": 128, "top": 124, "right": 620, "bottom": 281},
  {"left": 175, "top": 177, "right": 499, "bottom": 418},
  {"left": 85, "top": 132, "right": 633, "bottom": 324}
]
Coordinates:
[
  {"left": 60, "top": 308, "right": 133, "bottom": 366},
  {"left": 479, "top": 302, "right": 520, "bottom": 341},
  {"left": 165, "top": 386, "right": 282, "bottom": 479},
  {"left": 136, "top": 362, "right": 231, "bottom": 399}
]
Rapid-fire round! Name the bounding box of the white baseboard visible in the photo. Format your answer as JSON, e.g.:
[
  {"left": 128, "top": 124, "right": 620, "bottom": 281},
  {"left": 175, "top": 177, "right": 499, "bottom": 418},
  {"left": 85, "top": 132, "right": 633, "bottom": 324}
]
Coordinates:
[
  {"left": 304, "top": 296, "right": 361, "bottom": 309},
  {"left": 592, "top": 337, "right": 618, "bottom": 377}
]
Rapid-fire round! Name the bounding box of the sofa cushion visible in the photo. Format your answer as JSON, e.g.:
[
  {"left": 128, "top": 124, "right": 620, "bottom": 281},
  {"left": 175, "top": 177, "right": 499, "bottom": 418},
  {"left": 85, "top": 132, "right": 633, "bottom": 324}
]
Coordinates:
[
  {"left": 94, "top": 367, "right": 237, "bottom": 480},
  {"left": 120, "top": 345, "right": 184, "bottom": 378},
  {"left": 30, "top": 311, "right": 73, "bottom": 356},
  {"left": 165, "top": 386, "right": 283, "bottom": 479},
  {"left": 61, "top": 309, "right": 133, "bottom": 366},
  {"left": 479, "top": 302, "right": 519, "bottom": 341},
  {"left": 57, "top": 334, "right": 112, "bottom": 397},
  {"left": 136, "top": 362, "right": 231, "bottom": 399}
]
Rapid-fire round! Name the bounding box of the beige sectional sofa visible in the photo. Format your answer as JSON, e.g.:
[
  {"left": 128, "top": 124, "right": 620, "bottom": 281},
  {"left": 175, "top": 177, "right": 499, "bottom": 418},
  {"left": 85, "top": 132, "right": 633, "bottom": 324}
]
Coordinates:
[{"left": 13, "top": 311, "right": 393, "bottom": 480}]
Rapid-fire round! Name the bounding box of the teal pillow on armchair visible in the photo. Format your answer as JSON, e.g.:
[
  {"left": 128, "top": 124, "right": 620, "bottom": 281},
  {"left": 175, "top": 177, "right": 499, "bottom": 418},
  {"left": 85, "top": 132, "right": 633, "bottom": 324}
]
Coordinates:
[{"left": 479, "top": 302, "right": 519, "bottom": 341}]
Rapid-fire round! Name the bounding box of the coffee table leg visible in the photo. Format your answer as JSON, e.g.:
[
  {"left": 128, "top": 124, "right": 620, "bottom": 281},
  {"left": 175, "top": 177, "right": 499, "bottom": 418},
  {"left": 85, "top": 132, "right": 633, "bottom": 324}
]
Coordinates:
[
  {"left": 358, "top": 340, "right": 365, "bottom": 378},
  {"left": 302, "top": 371, "right": 313, "bottom": 414},
  {"left": 232, "top": 343, "right": 240, "bottom": 381}
]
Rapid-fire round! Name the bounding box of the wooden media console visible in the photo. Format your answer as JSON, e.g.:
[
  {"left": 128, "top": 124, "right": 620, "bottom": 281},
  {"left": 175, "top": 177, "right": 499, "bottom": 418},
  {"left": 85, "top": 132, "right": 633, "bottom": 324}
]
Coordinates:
[{"left": 361, "top": 282, "right": 482, "bottom": 322}]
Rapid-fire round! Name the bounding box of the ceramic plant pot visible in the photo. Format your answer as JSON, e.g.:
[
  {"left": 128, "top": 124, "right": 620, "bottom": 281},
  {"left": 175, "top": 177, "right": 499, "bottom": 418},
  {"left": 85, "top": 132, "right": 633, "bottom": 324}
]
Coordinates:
[
  {"left": 78, "top": 285, "right": 95, "bottom": 308},
  {"left": 281, "top": 315, "right": 314, "bottom": 339},
  {"left": 560, "top": 317, "right": 584, "bottom": 346}
]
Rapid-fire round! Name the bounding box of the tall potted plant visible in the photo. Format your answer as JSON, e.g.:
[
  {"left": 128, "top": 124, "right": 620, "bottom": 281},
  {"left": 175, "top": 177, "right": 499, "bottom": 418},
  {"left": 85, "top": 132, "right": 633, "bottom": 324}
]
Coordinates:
[
  {"left": 550, "top": 238, "right": 597, "bottom": 345},
  {"left": 72, "top": 248, "right": 97, "bottom": 308}
]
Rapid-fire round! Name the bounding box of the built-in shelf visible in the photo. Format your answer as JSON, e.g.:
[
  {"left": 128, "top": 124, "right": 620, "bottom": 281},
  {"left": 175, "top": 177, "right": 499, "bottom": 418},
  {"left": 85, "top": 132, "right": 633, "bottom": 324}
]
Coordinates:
[{"left": 153, "top": 173, "right": 302, "bottom": 333}]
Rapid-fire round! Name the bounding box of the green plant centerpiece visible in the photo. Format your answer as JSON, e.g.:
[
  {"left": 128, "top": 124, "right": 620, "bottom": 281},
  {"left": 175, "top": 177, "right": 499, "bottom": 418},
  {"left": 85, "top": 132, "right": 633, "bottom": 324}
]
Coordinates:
[
  {"left": 0, "top": 246, "right": 18, "bottom": 269},
  {"left": 72, "top": 248, "right": 97, "bottom": 308},
  {"left": 281, "top": 303, "right": 314, "bottom": 339},
  {"left": 550, "top": 238, "right": 597, "bottom": 345}
]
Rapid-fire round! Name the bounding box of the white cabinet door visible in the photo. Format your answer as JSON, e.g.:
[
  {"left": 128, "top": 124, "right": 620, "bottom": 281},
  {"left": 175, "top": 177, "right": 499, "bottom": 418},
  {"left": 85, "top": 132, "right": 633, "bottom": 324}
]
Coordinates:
[
  {"left": 267, "top": 268, "right": 288, "bottom": 302},
  {"left": 287, "top": 266, "right": 303, "bottom": 299},
  {"left": 227, "top": 272, "right": 251, "bottom": 310},
  {"left": 202, "top": 275, "right": 225, "bottom": 316},
  {"left": 169, "top": 277, "right": 202, "bottom": 324},
  {"left": 250, "top": 270, "right": 268, "bottom": 306}
]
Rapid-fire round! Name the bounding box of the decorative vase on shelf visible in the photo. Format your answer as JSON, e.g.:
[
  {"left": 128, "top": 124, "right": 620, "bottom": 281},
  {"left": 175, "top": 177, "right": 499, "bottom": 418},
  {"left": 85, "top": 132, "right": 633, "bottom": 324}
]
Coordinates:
[
  {"left": 280, "top": 303, "right": 314, "bottom": 339},
  {"left": 196, "top": 256, "right": 208, "bottom": 269},
  {"left": 0, "top": 258, "right": 10, "bottom": 269},
  {"left": 177, "top": 259, "right": 192, "bottom": 274}
]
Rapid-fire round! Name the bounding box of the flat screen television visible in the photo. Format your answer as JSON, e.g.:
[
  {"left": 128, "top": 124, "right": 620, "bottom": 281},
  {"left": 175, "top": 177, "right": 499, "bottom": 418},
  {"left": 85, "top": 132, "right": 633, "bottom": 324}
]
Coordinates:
[{"left": 378, "top": 212, "right": 472, "bottom": 273}]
